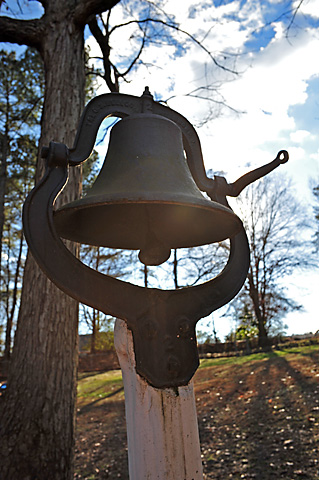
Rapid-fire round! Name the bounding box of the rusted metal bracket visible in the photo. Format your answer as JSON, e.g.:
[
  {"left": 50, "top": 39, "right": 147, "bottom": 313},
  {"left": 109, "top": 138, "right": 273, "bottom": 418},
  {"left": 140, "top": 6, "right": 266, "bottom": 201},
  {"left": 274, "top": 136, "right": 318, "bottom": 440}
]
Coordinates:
[{"left": 23, "top": 91, "right": 288, "bottom": 388}]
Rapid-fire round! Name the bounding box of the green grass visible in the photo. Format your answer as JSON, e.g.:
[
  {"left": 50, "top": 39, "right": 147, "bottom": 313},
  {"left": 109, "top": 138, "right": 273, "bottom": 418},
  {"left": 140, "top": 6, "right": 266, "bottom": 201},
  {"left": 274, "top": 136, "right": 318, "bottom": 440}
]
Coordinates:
[
  {"left": 76, "top": 343, "right": 319, "bottom": 402},
  {"left": 199, "top": 343, "right": 319, "bottom": 369},
  {"left": 77, "top": 370, "right": 123, "bottom": 402}
]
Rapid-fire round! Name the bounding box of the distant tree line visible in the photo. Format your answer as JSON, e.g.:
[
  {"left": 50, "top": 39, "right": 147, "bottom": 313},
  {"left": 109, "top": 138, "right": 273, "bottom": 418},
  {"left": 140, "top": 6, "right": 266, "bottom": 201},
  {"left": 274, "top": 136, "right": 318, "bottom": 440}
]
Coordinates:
[{"left": 0, "top": 48, "right": 44, "bottom": 359}]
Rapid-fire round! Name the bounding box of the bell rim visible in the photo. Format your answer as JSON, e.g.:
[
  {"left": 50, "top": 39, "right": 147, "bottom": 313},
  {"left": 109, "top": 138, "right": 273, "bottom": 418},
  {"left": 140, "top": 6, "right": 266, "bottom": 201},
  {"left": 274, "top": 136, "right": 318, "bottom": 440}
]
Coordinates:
[
  {"left": 54, "top": 195, "right": 242, "bottom": 250},
  {"left": 55, "top": 192, "right": 238, "bottom": 218}
]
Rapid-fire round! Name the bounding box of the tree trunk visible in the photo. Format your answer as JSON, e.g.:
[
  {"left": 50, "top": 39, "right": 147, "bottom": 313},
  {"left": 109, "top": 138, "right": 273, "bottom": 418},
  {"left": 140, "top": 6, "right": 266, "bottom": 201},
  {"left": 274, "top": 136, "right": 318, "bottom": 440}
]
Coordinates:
[
  {"left": 0, "top": 98, "right": 9, "bottom": 288},
  {"left": 0, "top": 9, "right": 84, "bottom": 479},
  {"left": 91, "top": 310, "right": 97, "bottom": 353},
  {"left": 247, "top": 271, "right": 268, "bottom": 348},
  {"left": 144, "top": 264, "right": 148, "bottom": 287},
  {"left": 4, "top": 230, "right": 23, "bottom": 360},
  {"left": 173, "top": 248, "right": 178, "bottom": 288}
]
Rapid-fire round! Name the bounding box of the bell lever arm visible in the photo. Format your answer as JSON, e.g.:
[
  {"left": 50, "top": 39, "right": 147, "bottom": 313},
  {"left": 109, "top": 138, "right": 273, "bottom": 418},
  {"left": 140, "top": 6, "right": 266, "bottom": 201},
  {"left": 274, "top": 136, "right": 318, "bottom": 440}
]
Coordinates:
[
  {"left": 208, "top": 150, "right": 289, "bottom": 202},
  {"left": 228, "top": 150, "right": 289, "bottom": 197}
]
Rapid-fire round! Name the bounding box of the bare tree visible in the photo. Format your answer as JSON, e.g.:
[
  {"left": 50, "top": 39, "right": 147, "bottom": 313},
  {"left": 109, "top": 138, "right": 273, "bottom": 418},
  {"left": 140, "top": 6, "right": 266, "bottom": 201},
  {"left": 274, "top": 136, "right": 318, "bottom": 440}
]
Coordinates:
[
  {"left": 87, "top": 0, "right": 240, "bottom": 118},
  {"left": 0, "top": 48, "right": 44, "bottom": 360},
  {"left": 233, "top": 173, "right": 313, "bottom": 347}
]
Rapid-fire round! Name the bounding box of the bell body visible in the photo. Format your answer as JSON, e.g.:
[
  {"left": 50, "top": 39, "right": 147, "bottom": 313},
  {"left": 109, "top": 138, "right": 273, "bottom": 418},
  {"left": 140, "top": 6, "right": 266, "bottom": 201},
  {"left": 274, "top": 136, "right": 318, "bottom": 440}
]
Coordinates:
[{"left": 54, "top": 113, "right": 241, "bottom": 265}]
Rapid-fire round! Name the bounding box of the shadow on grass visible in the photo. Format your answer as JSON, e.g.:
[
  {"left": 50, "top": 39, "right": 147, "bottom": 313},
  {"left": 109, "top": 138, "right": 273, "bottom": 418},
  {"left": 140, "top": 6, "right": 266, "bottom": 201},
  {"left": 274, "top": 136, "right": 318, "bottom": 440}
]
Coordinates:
[
  {"left": 78, "top": 385, "right": 124, "bottom": 414},
  {"left": 198, "top": 349, "right": 319, "bottom": 479},
  {"left": 78, "top": 368, "right": 122, "bottom": 381},
  {"left": 245, "top": 353, "right": 318, "bottom": 479}
]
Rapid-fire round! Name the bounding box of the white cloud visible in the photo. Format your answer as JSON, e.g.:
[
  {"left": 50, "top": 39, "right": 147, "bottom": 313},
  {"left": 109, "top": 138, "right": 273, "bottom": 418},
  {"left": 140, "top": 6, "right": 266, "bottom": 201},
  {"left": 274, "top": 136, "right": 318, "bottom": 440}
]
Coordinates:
[
  {"left": 290, "top": 130, "right": 311, "bottom": 143},
  {"left": 294, "top": 0, "right": 319, "bottom": 18},
  {"left": 85, "top": 0, "right": 319, "bottom": 336}
]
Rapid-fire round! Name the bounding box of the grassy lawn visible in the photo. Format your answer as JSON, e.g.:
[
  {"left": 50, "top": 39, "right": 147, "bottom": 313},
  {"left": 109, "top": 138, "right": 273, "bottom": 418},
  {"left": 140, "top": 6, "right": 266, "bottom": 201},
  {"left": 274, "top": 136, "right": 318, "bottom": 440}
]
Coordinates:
[
  {"left": 199, "top": 343, "right": 319, "bottom": 368},
  {"left": 75, "top": 342, "right": 319, "bottom": 479},
  {"left": 77, "top": 343, "right": 319, "bottom": 405},
  {"left": 77, "top": 370, "right": 124, "bottom": 406}
]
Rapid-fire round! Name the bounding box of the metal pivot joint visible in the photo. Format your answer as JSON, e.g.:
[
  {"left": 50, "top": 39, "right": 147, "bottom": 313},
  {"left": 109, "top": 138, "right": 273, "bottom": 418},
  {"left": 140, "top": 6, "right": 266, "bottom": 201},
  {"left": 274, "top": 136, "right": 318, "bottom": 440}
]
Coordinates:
[{"left": 23, "top": 89, "right": 289, "bottom": 388}]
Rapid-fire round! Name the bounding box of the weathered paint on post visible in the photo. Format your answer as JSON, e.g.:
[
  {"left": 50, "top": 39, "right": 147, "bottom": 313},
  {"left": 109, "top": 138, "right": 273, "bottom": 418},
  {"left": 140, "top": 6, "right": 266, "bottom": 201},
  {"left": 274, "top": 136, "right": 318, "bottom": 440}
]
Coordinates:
[{"left": 114, "top": 319, "right": 204, "bottom": 480}]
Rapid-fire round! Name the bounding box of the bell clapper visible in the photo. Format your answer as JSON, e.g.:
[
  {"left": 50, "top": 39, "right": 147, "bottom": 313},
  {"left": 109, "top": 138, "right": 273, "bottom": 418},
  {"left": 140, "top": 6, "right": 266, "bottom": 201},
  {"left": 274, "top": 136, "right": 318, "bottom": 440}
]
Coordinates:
[{"left": 138, "top": 232, "right": 171, "bottom": 266}]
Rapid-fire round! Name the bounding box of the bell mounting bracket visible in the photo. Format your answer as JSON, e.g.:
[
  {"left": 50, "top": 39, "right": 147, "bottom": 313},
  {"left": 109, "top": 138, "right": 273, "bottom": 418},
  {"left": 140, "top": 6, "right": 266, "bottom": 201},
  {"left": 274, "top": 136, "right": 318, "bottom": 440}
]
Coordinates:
[{"left": 23, "top": 89, "right": 288, "bottom": 388}]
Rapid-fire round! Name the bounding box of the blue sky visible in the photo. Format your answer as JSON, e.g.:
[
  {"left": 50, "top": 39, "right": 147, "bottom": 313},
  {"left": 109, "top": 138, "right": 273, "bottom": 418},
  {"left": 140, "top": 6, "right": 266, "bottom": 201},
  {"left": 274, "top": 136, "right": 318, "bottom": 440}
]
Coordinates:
[
  {"left": 1, "top": 0, "right": 319, "bottom": 339},
  {"left": 88, "top": 0, "right": 319, "bottom": 338}
]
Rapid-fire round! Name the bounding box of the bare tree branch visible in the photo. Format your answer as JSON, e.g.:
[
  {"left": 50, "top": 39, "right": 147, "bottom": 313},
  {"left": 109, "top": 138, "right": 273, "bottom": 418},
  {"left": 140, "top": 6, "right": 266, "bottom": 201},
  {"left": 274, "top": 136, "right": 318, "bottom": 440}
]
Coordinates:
[
  {"left": 109, "top": 17, "right": 238, "bottom": 75},
  {"left": 0, "top": 16, "right": 44, "bottom": 50},
  {"left": 286, "top": 0, "right": 305, "bottom": 36},
  {"left": 88, "top": 12, "right": 150, "bottom": 92},
  {"left": 88, "top": 15, "right": 118, "bottom": 92},
  {"left": 249, "top": 0, "right": 306, "bottom": 41},
  {"left": 120, "top": 24, "right": 147, "bottom": 78},
  {"left": 74, "top": 0, "right": 121, "bottom": 28}
]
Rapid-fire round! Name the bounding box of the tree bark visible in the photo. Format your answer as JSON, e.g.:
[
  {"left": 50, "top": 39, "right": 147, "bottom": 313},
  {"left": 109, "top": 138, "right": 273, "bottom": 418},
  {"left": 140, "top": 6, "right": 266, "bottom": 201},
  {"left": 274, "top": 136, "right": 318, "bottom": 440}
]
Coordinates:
[
  {"left": 0, "top": 1, "right": 123, "bottom": 478},
  {"left": 91, "top": 310, "right": 97, "bottom": 353},
  {"left": 247, "top": 271, "right": 268, "bottom": 348},
  {"left": 0, "top": 7, "right": 84, "bottom": 478},
  {"left": 0, "top": 91, "right": 9, "bottom": 292},
  {"left": 4, "top": 230, "right": 23, "bottom": 360},
  {"left": 0, "top": 1, "right": 124, "bottom": 478},
  {"left": 173, "top": 248, "right": 179, "bottom": 288}
]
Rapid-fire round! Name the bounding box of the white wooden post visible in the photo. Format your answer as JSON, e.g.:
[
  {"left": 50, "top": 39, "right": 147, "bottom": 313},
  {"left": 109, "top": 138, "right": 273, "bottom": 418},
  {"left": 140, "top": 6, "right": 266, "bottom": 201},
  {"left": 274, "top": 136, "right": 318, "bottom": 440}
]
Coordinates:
[{"left": 114, "top": 318, "right": 204, "bottom": 480}]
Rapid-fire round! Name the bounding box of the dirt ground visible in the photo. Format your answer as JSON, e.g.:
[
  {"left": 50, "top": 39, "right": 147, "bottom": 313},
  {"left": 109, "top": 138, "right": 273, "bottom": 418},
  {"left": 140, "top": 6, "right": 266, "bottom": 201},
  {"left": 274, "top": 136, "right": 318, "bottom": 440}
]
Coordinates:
[{"left": 74, "top": 347, "right": 319, "bottom": 479}]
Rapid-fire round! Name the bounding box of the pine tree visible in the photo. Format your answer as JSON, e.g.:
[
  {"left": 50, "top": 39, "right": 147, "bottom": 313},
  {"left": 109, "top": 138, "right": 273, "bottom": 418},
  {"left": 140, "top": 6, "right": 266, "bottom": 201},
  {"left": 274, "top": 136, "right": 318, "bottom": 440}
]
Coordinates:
[{"left": 0, "top": 48, "right": 44, "bottom": 359}]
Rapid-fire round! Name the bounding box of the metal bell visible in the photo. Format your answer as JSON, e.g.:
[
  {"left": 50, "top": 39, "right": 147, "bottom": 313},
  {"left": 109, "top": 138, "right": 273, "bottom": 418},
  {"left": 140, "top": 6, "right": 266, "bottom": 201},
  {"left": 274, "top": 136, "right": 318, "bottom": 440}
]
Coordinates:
[{"left": 54, "top": 113, "right": 241, "bottom": 265}]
